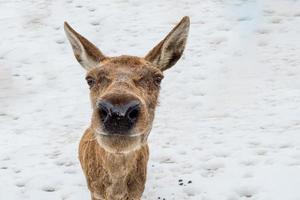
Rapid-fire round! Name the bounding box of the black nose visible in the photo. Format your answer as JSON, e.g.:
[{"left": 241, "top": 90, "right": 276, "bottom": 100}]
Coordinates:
[{"left": 98, "top": 100, "right": 140, "bottom": 135}]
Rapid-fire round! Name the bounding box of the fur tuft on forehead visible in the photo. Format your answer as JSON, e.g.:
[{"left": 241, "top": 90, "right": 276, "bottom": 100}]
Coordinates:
[
  {"left": 94, "top": 55, "right": 162, "bottom": 74},
  {"left": 108, "top": 55, "right": 147, "bottom": 66}
]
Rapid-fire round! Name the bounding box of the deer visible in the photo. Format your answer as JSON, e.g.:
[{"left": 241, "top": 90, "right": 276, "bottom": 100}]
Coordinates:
[{"left": 64, "top": 16, "right": 190, "bottom": 200}]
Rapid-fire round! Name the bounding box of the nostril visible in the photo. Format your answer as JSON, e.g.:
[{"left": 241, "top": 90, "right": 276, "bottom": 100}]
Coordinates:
[
  {"left": 127, "top": 104, "right": 140, "bottom": 122},
  {"left": 98, "top": 101, "right": 111, "bottom": 123},
  {"left": 99, "top": 107, "right": 108, "bottom": 122}
]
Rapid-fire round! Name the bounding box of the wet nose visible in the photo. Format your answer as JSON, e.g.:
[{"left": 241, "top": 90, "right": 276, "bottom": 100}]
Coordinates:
[{"left": 98, "top": 99, "right": 140, "bottom": 135}]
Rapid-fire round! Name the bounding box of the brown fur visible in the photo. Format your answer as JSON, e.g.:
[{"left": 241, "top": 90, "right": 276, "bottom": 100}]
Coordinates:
[
  {"left": 64, "top": 17, "right": 190, "bottom": 200},
  {"left": 79, "top": 128, "right": 148, "bottom": 200}
]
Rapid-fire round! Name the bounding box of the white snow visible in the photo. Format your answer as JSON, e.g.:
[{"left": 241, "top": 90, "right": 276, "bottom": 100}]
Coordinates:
[{"left": 1, "top": 0, "right": 300, "bottom": 199}]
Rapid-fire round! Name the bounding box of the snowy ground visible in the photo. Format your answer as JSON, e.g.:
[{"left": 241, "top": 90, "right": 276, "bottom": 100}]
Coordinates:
[{"left": 1, "top": 0, "right": 300, "bottom": 199}]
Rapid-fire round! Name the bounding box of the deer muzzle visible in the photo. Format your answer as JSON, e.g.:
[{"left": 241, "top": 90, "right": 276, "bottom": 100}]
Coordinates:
[{"left": 97, "top": 97, "right": 140, "bottom": 135}]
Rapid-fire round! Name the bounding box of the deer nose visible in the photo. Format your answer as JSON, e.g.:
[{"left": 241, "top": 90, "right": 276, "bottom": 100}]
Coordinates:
[{"left": 98, "top": 100, "right": 140, "bottom": 135}]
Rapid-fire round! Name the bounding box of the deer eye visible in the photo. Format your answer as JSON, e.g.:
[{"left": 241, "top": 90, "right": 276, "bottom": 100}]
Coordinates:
[
  {"left": 154, "top": 75, "right": 163, "bottom": 86},
  {"left": 86, "top": 77, "right": 95, "bottom": 88}
]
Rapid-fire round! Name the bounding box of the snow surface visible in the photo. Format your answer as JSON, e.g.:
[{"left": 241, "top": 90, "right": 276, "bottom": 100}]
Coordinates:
[{"left": 0, "top": 0, "right": 300, "bottom": 199}]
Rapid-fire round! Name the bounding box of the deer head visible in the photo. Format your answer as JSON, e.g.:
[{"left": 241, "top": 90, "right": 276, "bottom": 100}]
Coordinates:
[{"left": 64, "top": 17, "right": 190, "bottom": 153}]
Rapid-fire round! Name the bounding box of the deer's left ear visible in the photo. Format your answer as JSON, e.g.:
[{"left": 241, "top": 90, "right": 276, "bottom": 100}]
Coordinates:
[
  {"left": 64, "top": 22, "right": 107, "bottom": 70},
  {"left": 145, "top": 16, "right": 190, "bottom": 71}
]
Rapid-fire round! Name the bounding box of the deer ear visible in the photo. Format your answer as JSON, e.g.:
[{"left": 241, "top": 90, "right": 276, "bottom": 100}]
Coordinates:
[
  {"left": 145, "top": 16, "right": 190, "bottom": 71},
  {"left": 64, "top": 22, "right": 107, "bottom": 70}
]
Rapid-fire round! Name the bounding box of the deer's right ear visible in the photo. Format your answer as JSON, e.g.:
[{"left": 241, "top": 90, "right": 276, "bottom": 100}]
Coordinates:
[{"left": 64, "top": 22, "right": 107, "bottom": 70}]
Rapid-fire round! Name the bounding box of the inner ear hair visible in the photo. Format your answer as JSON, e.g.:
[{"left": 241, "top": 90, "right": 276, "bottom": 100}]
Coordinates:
[
  {"left": 64, "top": 22, "right": 107, "bottom": 70},
  {"left": 145, "top": 16, "right": 190, "bottom": 71}
]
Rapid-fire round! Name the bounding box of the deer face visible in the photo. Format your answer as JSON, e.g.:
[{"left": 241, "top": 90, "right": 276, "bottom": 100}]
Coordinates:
[
  {"left": 64, "top": 17, "right": 190, "bottom": 153},
  {"left": 84, "top": 57, "right": 163, "bottom": 152}
]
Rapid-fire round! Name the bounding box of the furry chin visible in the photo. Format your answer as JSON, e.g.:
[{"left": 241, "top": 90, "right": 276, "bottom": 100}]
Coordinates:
[{"left": 95, "top": 134, "right": 145, "bottom": 154}]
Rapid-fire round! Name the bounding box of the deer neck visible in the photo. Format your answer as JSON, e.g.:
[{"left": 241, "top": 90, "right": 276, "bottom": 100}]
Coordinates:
[{"left": 100, "top": 145, "right": 139, "bottom": 178}]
